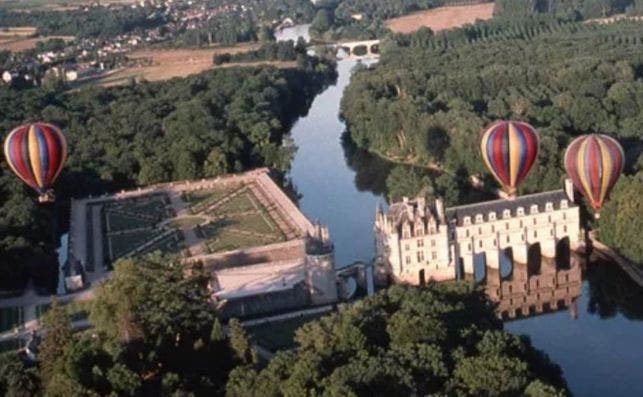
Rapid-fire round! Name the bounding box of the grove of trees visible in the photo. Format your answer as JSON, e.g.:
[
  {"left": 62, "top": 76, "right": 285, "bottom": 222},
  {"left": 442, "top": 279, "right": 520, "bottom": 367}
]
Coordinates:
[
  {"left": 227, "top": 283, "right": 569, "bottom": 396},
  {"left": 0, "top": 56, "right": 336, "bottom": 294},
  {"left": 0, "top": 6, "right": 165, "bottom": 39},
  {"left": 0, "top": 254, "right": 257, "bottom": 396}
]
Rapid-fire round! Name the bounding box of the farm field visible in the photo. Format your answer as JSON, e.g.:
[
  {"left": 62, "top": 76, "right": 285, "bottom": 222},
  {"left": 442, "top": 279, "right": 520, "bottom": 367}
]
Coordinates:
[
  {"left": 385, "top": 2, "right": 495, "bottom": 34},
  {"left": 0, "top": 27, "right": 73, "bottom": 51},
  {"left": 95, "top": 45, "right": 296, "bottom": 87},
  {"left": 0, "top": 0, "right": 136, "bottom": 11}
]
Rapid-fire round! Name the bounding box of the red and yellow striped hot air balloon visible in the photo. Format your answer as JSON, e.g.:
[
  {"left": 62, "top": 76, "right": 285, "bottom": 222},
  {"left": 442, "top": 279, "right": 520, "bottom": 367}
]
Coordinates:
[
  {"left": 480, "top": 120, "right": 539, "bottom": 198},
  {"left": 564, "top": 134, "right": 624, "bottom": 216},
  {"left": 3, "top": 122, "right": 68, "bottom": 202}
]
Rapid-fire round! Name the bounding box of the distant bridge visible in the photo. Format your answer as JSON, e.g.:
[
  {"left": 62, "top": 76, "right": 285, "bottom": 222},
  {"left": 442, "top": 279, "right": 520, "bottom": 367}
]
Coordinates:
[{"left": 336, "top": 40, "right": 380, "bottom": 60}]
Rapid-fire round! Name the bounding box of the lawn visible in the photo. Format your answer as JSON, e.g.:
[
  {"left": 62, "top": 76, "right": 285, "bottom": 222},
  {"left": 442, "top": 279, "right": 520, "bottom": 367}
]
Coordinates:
[
  {"left": 166, "top": 216, "right": 206, "bottom": 229},
  {"left": 183, "top": 184, "right": 243, "bottom": 213},
  {"left": 109, "top": 229, "right": 164, "bottom": 260}
]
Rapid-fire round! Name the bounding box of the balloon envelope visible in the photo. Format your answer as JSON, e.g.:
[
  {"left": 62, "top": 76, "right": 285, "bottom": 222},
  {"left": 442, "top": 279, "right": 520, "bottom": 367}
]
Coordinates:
[
  {"left": 564, "top": 134, "right": 624, "bottom": 211},
  {"left": 480, "top": 120, "right": 539, "bottom": 196},
  {"left": 3, "top": 122, "right": 67, "bottom": 202}
]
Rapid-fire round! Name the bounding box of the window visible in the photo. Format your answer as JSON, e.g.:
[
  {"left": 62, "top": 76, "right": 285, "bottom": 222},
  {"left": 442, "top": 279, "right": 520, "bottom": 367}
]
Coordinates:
[
  {"left": 550, "top": 229, "right": 554, "bottom": 236},
  {"left": 506, "top": 236, "right": 510, "bottom": 243},
  {"left": 475, "top": 214, "right": 483, "bottom": 223},
  {"left": 517, "top": 207, "right": 525, "bottom": 216},
  {"left": 403, "top": 229, "right": 410, "bottom": 239},
  {"left": 534, "top": 231, "right": 538, "bottom": 238},
  {"left": 466, "top": 229, "right": 470, "bottom": 238},
  {"left": 491, "top": 225, "right": 495, "bottom": 233},
  {"left": 431, "top": 251, "right": 437, "bottom": 260},
  {"left": 561, "top": 200, "right": 568, "bottom": 209},
  {"left": 489, "top": 212, "right": 496, "bottom": 221},
  {"left": 405, "top": 256, "right": 411, "bottom": 265},
  {"left": 503, "top": 209, "right": 511, "bottom": 219},
  {"left": 405, "top": 244, "right": 410, "bottom": 251},
  {"left": 530, "top": 204, "right": 538, "bottom": 214},
  {"left": 564, "top": 225, "right": 568, "bottom": 233},
  {"left": 431, "top": 239, "right": 435, "bottom": 247},
  {"left": 519, "top": 220, "right": 523, "bottom": 228},
  {"left": 533, "top": 217, "right": 537, "bottom": 225},
  {"left": 464, "top": 216, "right": 471, "bottom": 225},
  {"left": 479, "top": 240, "right": 483, "bottom": 248},
  {"left": 417, "top": 239, "right": 424, "bottom": 248},
  {"left": 546, "top": 202, "right": 553, "bottom": 211},
  {"left": 467, "top": 243, "right": 472, "bottom": 251},
  {"left": 416, "top": 227, "right": 424, "bottom": 237},
  {"left": 563, "top": 212, "right": 567, "bottom": 220},
  {"left": 548, "top": 215, "right": 552, "bottom": 223},
  {"left": 493, "top": 239, "right": 497, "bottom": 247},
  {"left": 478, "top": 227, "right": 482, "bottom": 235},
  {"left": 417, "top": 251, "right": 425, "bottom": 262},
  {"left": 505, "top": 222, "right": 509, "bottom": 230}
]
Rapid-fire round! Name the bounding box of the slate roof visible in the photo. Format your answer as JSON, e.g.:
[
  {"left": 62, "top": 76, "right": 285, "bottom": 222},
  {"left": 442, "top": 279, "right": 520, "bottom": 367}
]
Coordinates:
[{"left": 445, "top": 190, "right": 573, "bottom": 226}]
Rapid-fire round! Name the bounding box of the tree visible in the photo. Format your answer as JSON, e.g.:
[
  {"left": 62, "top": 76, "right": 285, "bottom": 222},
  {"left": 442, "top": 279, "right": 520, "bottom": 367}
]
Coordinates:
[
  {"left": 38, "top": 298, "right": 73, "bottom": 388},
  {"left": 598, "top": 173, "right": 643, "bottom": 264},
  {"left": 0, "top": 353, "right": 39, "bottom": 397},
  {"left": 227, "top": 284, "right": 569, "bottom": 396}
]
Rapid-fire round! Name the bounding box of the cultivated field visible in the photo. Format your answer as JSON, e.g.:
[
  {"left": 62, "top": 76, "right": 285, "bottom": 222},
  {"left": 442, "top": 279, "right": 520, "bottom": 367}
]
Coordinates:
[
  {"left": 0, "top": 0, "right": 137, "bottom": 11},
  {"left": 0, "top": 27, "right": 73, "bottom": 51},
  {"left": 96, "top": 44, "right": 296, "bottom": 87},
  {"left": 385, "top": 2, "right": 495, "bottom": 34}
]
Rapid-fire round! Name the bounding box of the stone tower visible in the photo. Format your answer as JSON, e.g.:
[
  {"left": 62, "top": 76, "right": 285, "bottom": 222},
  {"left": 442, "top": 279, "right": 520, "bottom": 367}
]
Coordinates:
[{"left": 305, "top": 222, "right": 338, "bottom": 305}]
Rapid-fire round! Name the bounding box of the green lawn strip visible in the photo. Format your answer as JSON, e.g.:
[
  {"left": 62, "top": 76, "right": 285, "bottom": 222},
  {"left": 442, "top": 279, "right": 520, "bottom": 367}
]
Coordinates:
[
  {"left": 166, "top": 216, "right": 205, "bottom": 229},
  {"left": 183, "top": 184, "right": 243, "bottom": 212},
  {"left": 109, "top": 229, "right": 164, "bottom": 260}
]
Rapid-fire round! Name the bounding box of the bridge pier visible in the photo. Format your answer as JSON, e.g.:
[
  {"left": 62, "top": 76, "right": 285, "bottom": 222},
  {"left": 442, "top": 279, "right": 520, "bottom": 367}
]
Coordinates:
[
  {"left": 485, "top": 249, "right": 500, "bottom": 270},
  {"left": 541, "top": 237, "right": 557, "bottom": 258},
  {"left": 513, "top": 243, "right": 529, "bottom": 264},
  {"left": 462, "top": 253, "right": 474, "bottom": 275}
]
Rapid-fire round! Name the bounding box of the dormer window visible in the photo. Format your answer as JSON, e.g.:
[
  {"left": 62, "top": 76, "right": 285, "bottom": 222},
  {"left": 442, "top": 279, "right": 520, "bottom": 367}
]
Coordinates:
[
  {"left": 475, "top": 214, "right": 483, "bottom": 223},
  {"left": 560, "top": 199, "right": 568, "bottom": 209},
  {"left": 464, "top": 216, "right": 471, "bottom": 225},
  {"left": 517, "top": 207, "right": 525, "bottom": 216},
  {"left": 503, "top": 209, "right": 511, "bottom": 219},
  {"left": 489, "top": 212, "right": 496, "bottom": 221},
  {"left": 530, "top": 204, "right": 538, "bottom": 214},
  {"left": 545, "top": 202, "right": 553, "bottom": 212}
]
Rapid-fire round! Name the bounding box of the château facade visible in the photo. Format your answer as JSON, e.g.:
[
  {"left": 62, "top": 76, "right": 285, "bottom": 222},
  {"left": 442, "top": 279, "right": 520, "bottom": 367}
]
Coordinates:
[{"left": 374, "top": 180, "right": 581, "bottom": 284}]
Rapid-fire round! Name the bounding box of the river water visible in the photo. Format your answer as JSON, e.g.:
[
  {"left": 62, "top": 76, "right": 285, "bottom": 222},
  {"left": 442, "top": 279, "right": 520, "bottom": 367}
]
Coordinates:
[{"left": 277, "top": 26, "right": 643, "bottom": 397}]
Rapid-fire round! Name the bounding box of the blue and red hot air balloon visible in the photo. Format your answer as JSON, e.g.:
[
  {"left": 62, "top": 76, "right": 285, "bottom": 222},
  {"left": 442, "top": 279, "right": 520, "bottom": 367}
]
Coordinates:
[
  {"left": 564, "top": 134, "right": 624, "bottom": 216},
  {"left": 3, "top": 122, "right": 68, "bottom": 202},
  {"left": 480, "top": 120, "right": 539, "bottom": 198}
]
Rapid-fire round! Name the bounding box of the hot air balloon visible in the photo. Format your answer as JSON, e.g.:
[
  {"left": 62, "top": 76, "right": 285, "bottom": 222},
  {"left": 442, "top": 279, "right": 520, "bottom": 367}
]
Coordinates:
[
  {"left": 3, "top": 122, "right": 67, "bottom": 202},
  {"left": 480, "top": 120, "right": 539, "bottom": 198},
  {"left": 564, "top": 134, "right": 624, "bottom": 217}
]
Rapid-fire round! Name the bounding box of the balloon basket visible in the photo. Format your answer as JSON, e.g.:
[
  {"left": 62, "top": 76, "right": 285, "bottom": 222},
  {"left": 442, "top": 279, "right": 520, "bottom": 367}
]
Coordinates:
[{"left": 38, "top": 191, "right": 55, "bottom": 203}]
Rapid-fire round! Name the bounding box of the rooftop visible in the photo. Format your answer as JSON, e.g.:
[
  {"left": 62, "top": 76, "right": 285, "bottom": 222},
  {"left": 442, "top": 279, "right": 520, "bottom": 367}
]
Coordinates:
[{"left": 445, "top": 189, "right": 573, "bottom": 226}]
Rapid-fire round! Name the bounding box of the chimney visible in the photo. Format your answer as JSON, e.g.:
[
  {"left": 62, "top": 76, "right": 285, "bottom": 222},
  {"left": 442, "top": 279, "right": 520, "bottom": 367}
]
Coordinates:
[
  {"left": 435, "top": 197, "right": 445, "bottom": 223},
  {"left": 564, "top": 178, "right": 575, "bottom": 202}
]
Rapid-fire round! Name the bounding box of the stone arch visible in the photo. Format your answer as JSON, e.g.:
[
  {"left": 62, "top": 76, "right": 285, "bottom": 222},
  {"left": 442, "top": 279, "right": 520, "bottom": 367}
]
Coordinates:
[
  {"left": 499, "top": 247, "right": 514, "bottom": 281},
  {"left": 556, "top": 236, "right": 571, "bottom": 270},
  {"left": 473, "top": 252, "right": 487, "bottom": 283},
  {"left": 527, "top": 243, "right": 542, "bottom": 276}
]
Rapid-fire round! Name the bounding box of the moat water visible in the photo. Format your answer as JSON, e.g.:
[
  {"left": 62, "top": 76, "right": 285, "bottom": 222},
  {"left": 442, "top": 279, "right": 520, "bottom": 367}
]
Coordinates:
[{"left": 278, "top": 27, "right": 643, "bottom": 397}]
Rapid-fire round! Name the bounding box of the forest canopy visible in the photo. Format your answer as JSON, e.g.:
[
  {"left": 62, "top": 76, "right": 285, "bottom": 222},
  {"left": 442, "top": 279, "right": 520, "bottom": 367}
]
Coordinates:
[
  {"left": 227, "top": 283, "right": 569, "bottom": 396},
  {"left": 341, "top": 18, "right": 643, "bottom": 204},
  {"left": 0, "top": 56, "right": 336, "bottom": 294}
]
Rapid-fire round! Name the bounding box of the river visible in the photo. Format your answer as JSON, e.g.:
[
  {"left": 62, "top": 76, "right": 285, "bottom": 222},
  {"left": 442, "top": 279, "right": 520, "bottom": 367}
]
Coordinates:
[{"left": 277, "top": 26, "right": 643, "bottom": 397}]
